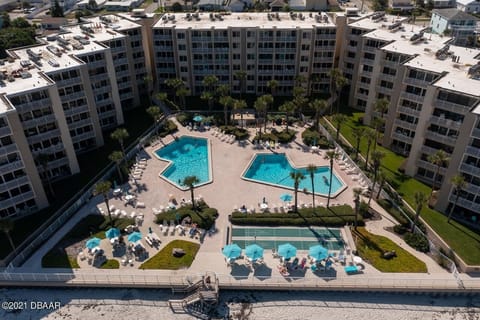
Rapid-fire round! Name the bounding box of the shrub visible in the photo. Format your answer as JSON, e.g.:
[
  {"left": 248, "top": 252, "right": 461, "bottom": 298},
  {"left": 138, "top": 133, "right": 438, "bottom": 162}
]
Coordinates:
[
  {"left": 155, "top": 202, "right": 218, "bottom": 230},
  {"left": 359, "top": 200, "right": 370, "bottom": 218},
  {"left": 271, "top": 128, "right": 296, "bottom": 143},
  {"left": 393, "top": 224, "right": 408, "bottom": 235},
  {"left": 301, "top": 128, "right": 331, "bottom": 148},
  {"left": 158, "top": 120, "right": 178, "bottom": 137},
  {"left": 176, "top": 113, "right": 190, "bottom": 126},
  {"left": 219, "top": 125, "right": 249, "bottom": 140},
  {"left": 230, "top": 205, "right": 363, "bottom": 227},
  {"left": 404, "top": 232, "right": 430, "bottom": 253}
]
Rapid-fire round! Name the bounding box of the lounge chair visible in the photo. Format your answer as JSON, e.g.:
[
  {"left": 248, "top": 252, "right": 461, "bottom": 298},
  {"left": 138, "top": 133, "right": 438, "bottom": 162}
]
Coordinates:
[
  {"left": 130, "top": 211, "right": 136, "bottom": 218},
  {"left": 344, "top": 265, "right": 360, "bottom": 274},
  {"left": 135, "top": 201, "right": 146, "bottom": 209}
]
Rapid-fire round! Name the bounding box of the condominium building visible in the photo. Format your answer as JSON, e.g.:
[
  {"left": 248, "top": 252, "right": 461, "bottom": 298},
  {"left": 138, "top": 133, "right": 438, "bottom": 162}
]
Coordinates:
[
  {"left": 338, "top": 12, "right": 480, "bottom": 218},
  {"left": 152, "top": 12, "right": 338, "bottom": 96},
  {"left": 0, "top": 14, "right": 150, "bottom": 218}
]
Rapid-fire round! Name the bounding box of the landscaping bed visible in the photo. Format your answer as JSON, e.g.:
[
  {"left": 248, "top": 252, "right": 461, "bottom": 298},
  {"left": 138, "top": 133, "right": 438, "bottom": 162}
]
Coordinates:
[
  {"left": 41, "top": 215, "right": 134, "bottom": 268},
  {"left": 139, "top": 240, "right": 200, "bottom": 270},
  {"left": 154, "top": 201, "right": 218, "bottom": 230},
  {"left": 353, "top": 227, "right": 428, "bottom": 273}
]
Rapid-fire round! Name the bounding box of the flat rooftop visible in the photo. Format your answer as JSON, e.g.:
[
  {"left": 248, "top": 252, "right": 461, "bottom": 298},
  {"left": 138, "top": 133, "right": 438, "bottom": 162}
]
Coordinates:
[
  {"left": 87, "top": 14, "right": 142, "bottom": 32},
  {"left": 153, "top": 12, "right": 336, "bottom": 29},
  {"left": 348, "top": 13, "right": 410, "bottom": 31}
]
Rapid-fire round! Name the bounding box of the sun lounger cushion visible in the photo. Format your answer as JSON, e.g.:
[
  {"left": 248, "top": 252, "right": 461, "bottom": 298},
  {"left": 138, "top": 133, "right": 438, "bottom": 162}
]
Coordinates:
[{"left": 344, "top": 265, "right": 359, "bottom": 273}]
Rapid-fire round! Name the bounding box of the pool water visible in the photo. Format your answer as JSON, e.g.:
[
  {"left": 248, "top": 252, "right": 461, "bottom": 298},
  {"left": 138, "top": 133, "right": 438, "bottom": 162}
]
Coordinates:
[
  {"left": 155, "top": 136, "right": 210, "bottom": 188},
  {"left": 231, "top": 227, "right": 345, "bottom": 251},
  {"left": 242, "top": 153, "right": 344, "bottom": 196}
]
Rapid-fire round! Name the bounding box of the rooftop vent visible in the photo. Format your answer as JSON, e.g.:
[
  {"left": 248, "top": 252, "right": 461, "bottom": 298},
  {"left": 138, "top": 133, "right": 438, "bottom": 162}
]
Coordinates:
[
  {"left": 388, "top": 21, "right": 402, "bottom": 31},
  {"left": 26, "top": 49, "right": 41, "bottom": 61},
  {"left": 410, "top": 32, "right": 424, "bottom": 43},
  {"left": 46, "top": 45, "right": 62, "bottom": 57},
  {"left": 371, "top": 11, "right": 385, "bottom": 22},
  {"left": 20, "top": 71, "right": 31, "bottom": 79},
  {"left": 20, "top": 60, "right": 31, "bottom": 68},
  {"left": 48, "top": 59, "right": 59, "bottom": 67},
  {"left": 435, "top": 45, "right": 450, "bottom": 59}
]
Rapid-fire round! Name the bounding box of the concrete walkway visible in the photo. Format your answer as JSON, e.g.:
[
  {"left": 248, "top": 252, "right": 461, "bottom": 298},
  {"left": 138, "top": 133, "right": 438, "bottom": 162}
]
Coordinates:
[{"left": 8, "top": 116, "right": 476, "bottom": 291}]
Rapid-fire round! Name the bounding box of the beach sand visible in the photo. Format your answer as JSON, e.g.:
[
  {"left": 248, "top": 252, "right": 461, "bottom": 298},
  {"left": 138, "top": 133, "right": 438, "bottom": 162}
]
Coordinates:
[{"left": 1, "top": 288, "right": 478, "bottom": 320}]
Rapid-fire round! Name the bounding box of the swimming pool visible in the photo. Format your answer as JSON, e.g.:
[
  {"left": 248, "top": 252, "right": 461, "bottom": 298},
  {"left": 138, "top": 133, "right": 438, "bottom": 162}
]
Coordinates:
[
  {"left": 242, "top": 153, "right": 345, "bottom": 196},
  {"left": 155, "top": 136, "right": 211, "bottom": 189},
  {"left": 231, "top": 227, "right": 345, "bottom": 251}
]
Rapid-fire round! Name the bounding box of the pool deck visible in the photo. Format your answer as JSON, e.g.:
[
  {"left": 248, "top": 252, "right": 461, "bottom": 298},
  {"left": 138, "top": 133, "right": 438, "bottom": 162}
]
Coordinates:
[{"left": 13, "top": 117, "right": 479, "bottom": 291}]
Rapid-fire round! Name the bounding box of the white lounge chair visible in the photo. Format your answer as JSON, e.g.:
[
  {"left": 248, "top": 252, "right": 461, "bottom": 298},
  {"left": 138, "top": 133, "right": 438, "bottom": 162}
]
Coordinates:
[{"left": 135, "top": 201, "right": 146, "bottom": 209}]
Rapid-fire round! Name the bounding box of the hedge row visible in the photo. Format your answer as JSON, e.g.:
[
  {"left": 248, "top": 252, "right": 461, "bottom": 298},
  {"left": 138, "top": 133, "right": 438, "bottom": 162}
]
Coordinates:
[{"left": 230, "top": 205, "right": 364, "bottom": 227}]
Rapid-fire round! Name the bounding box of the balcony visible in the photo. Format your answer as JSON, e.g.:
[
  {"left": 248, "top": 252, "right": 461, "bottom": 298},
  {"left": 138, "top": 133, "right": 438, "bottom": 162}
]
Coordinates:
[
  {"left": 465, "top": 146, "right": 480, "bottom": 158},
  {"left": 72, "top": 131, "right": 96, "bottom": 143},
  {"left": 0, "top": 144, "right": 18, "bottom": 157},
  {"left": 421, "top": 145, "right": 440, "bottom": 155},
  {"left": 424, "top": 130, "right": 457, "bottom": 146},
  {"left": 472, "top": 128, "right": 480, "bottom": 138},
  {"left": 460, "top": 162, "right": 480, "bottom": 177},
  {"left": 0, "top": 160, "right": 24, "bottom": 173},
  {"left": 391, "top": 131, "right": 413, "bottom": 143},
  {"left": 394, "top": 118, "right": 417, "bottom": 131},
  {"left": 362, "top": 58, "right": 375, "bottom": 66},
  {"left": 403, "top": 77, "right": 428, "bottom": 87},
  {"left": 429, "top": 115, "right": 462, "bottom": 129},
  {"left": 378, "top": 74, "right": 397, "bottom": 83},
  {"left": 398, "top": 106, "right": 420, "bottom": 117},
  {"left": 436, "top": 99, "right": 470, "bottom": 113},
  {"left": 362, "top": 45, "right": 377, "bottom": 53},
  {"left": 64, "top": 105, "right": 89, "bottom": 117},
  {"left": 400, "top": 92, "right": 425, "bottom": 103},
  {"left": 0, "top": 190, "right": 35, "bottom": 210},
  {"left": 417, "top": 159, "right": 447, "bottom": 174},
  {"left": 383, "top": 60, "right": 399, "bottom": 68},
  {"left": 0, "top": 126, "right": 11, "bottom": 137},
  {"left": 0, "top": 176, "right": 29, "bottom": 194},
  {"left": 455, "top": 198, "right": 480, "bottom": 213},
  {"left": 68, "top": 118, "right": 93, "bottom": 129},
  {"left": 56, "top": 76, "right": 81, "bottom": 87}
]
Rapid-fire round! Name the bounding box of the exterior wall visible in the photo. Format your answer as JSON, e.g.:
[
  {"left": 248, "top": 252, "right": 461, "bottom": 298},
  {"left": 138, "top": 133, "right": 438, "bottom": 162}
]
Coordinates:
[
  {"left": 457, "top": 1, "right": 480, "bottom": 13},
  {"left": 153, "top": 17, "right": 336, "bottom": 96},
  {"left": 431, "top": 13, "right": 450, "bottom": 34}
]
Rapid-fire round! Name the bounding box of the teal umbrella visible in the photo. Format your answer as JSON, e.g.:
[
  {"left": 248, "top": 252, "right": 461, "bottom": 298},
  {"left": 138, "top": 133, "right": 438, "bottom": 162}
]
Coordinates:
[
  {"left": 86, "top": 237, "right": 101, "bottom": 249},
  {"left": 222, "top": 244, "right": 242, "bottom": 259},
  {"left": 105, "top": 228, "right": 120, "bottom": 239},
  {"left": 278, "top": 243, "right": 297, "bottom": 259},
  {"left": 309, "top": 245, "right": 329, "bottom": 261},
  {"left": 127, "top": 231, "right": 142, "bottom": 243},
  {"left": 193, "top": 115, "right": 204, "bottom": 122},
  {"left": 245, "top": 244, "right": 264, "bottom": 261},
  {"left": 280, "top": 193, "right": 292, "bottom": 202}
]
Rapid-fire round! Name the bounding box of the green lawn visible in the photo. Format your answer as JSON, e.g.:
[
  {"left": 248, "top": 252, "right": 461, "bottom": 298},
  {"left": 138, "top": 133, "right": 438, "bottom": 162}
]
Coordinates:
[
  {"left": 354, "top": 227, "right": 427, "bottom": 273},
  {"left": 139, "top": 240, "right": 200, "bottom": 270},
  {"left": 334, "top": 109, "right": 480, "bottom": 265}
]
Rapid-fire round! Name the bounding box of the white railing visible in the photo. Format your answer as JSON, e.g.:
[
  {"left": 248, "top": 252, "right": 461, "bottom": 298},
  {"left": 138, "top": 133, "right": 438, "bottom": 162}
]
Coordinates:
[{"left": 0, "top": 271, "right": 478, "bottom": 291}]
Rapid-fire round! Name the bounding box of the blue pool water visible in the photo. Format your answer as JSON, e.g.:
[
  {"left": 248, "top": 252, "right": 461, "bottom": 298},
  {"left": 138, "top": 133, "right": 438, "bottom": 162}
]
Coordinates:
[
  {"left": 155, "top": 136, "right": 210, "bottom": 188},
  {"left": 243, "top": 153, "right": 344, "bottom": 196}
]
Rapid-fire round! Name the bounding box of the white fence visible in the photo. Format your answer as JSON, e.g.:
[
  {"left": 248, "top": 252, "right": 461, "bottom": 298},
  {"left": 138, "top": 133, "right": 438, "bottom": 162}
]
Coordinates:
[{"left": 0, "top": 271, "right": 478, "bottom": 292}]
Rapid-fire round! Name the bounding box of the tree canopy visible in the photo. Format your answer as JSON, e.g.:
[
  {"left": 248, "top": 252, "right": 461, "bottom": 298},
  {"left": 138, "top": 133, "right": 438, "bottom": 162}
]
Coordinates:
[{"left": 0, "top": 14, "right": 36, "bottom": 58}]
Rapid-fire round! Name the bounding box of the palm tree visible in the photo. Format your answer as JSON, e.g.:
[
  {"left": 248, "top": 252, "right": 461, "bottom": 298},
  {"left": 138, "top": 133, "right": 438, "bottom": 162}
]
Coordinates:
[
  {"left": 110, "top": 128, "right": 129, "bottom": 155},
  {"left": 352, "top": 127, "right": 365, "bottom": 161},
  {"left": 202, "top": 74, "right": 218, "bottom": 93},
  {"left": 329, "top": 68, "right": 348, "bottom": 114},
  {"left": 352, "top": 187, "right": 363, "bottom": 229},
  {"left": 233, "top": 99, "right": 247, "bottom": 128},
  {"left": 176, "top": 86, "right": 190, "bottom": 110},
  {"left": 0, "top": 219, "right": 16, "bottom": 254},
  {"left": 448, "top": 174, "right": 467, "bottom": 223},
  {"left": 306, "top": 164, "right": 317, "bottom": 211},
  {"left": 201, "top": 91, "right": 215, "bottom": 113},
  {"left": 262, "top": 94, "right": 273, "bottom": 133},
  {"left": 427, "top": 149, "right": 449, "bottom": 202},
  {"left": 216, "top": 84, "right": 230, "bottom": 99},
  {"left": 182, "top": 176, "right": 200, "bottom": 211},
  {"left": 290, "top": 171, "right": 305, "bottom": 213},
  {"left": 375, "top": 169, "right": 386, "bottom": 199},
  {"left": 367, "top": 150, "right": 385, "bottom": 207},
  {"left": 93, "top": 180, "right": 114, "bottom": 228},
  {"left": 143, "top": 75, "right": 153, "bottom": 104},
  {"left": 412, "top": 191, "right": 427, "bottom": 233},
  {"left": 254, "top": 96, "right": 268, "bottom": 134},
  {"left": 234, "top": 70, "right": 247, "bottom": 98},
  {"left": 332, "top": 113, "right": 348, "bottom": 141},
  {"left": 374, "top": 98, "right": 390, "bottom": 119},
  {"left": 309, "top": 99, "right": 328, "bottom": 131},
  {"left": 35, "top": 153, "right": 55, "bottom": 197},
  {"left": 164, "top": 78, "right": 184, "bottom": 105},
  {"left": 324, "top": 150, "right": 339, "bottom": 207},
  {"left": 109, "top": 151, "right": 124, "bottom": 181},
  {"left": 146, "top": 105, "right": 162, "bottom": 134},
  {"left": 219, "top": 95, "right": 234, "bottom": 126},
  {"left": 364, "top": 128, "right": 376, "bottom": 169},
  {"left": 279, "top": 101, "right": 296, "bottom": 133},
  {"left": 371, "top": 116, "right": 385, "bottom": 151},
  {"left": 267, "top": 79, "right": 278, "bottom": 95}
]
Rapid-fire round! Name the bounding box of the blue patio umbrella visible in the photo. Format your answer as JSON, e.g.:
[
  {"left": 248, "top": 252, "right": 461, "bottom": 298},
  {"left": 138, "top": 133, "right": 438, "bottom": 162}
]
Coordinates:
[
  {"left": 222, "top": 244, "right": 242, "bottom": 260},
  {"left": 309, "top": 244, "right": 329, "bottom": 261},
  {"left": 278, "top": 243, "right": 297, "bottom": 259},
  {"left": 105, "top": 228, "right": 120, "bottom": 239},
  {"left": 245, "top": 244, "right": 264, "bottom": 261},
  {"left": 86, "top": 237, "right": 101, "bottom": 249},
  {"left": 127, "top": 231, "right": 142, "bottom": 243},
  {"left": 193, "top": 115, "right": 204, "bottom": 122},
  {"left": 280, "top": 193, "right": 293, "bottom": 202}
]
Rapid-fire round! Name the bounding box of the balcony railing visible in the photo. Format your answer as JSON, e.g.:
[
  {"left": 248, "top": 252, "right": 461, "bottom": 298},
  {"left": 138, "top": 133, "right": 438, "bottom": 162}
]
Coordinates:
[
  {"left": 429, "top": 115, "right": 462, "bottom": 129},
  {"left": 400, "top": 92, "right": 425, "bottom": 103},
  {"left": 398, "top": 106, "right": 420, "bottom": 117},
  {"left": 391, "top": 131, "right": 413, "bottom": 143},
  {"left": 394, "top": 118, "right": 417, "bottom": 131},
  {"left": 424, "top": 131, "right": 457, "bottom": 146}
]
